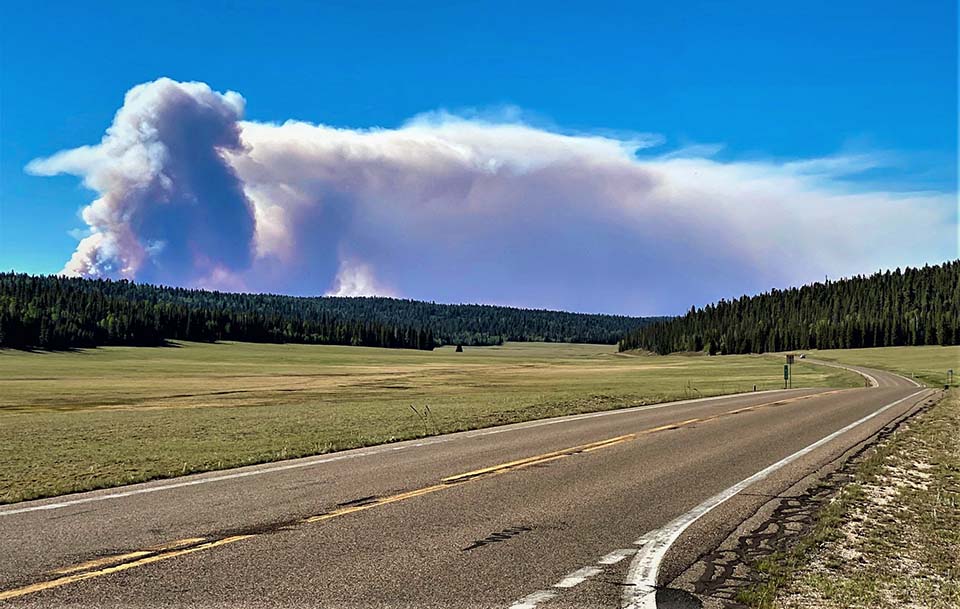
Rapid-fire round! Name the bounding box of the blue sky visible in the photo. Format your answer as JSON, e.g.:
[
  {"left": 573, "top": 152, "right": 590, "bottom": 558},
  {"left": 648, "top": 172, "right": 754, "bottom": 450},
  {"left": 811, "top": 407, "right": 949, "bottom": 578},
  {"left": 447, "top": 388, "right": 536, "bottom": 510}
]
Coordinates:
[{"left": 1, "top": 1, "right": 957, "bottom": 314}]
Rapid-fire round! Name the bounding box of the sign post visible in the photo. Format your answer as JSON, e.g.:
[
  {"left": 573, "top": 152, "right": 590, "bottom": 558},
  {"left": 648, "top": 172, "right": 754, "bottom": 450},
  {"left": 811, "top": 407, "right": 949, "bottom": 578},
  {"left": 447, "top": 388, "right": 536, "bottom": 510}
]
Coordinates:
[
  {"left": 949, "top": 369, "right": 954, "bottom": 387},
  {"left": 785, "top": 354, "right": 795, "bottom": 389}
]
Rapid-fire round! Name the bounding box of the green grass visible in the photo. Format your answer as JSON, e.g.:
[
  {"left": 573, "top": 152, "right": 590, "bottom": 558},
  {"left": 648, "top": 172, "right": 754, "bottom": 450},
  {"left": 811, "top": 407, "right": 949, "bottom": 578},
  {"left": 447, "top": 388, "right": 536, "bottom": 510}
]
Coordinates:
[
  {"left": 806, "top": 345, "right": 960, "bottom": 388},
  {"left": 0, "top": 341, "right": 858, "bottom": 504}
]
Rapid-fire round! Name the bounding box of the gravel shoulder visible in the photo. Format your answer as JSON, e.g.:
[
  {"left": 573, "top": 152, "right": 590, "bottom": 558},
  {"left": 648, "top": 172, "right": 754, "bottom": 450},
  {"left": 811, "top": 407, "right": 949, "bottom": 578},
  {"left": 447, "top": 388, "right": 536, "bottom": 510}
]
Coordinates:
[{"left": 744, "top": 390, "right": 959, "bottom": 609}]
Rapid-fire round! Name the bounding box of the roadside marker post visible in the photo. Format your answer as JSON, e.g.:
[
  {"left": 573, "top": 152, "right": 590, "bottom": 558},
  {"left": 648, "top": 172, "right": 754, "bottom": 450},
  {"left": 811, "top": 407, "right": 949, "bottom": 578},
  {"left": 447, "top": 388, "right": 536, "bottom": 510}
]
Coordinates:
[{"left": 785, "top": 354, "right": 794, "bottom": 389}]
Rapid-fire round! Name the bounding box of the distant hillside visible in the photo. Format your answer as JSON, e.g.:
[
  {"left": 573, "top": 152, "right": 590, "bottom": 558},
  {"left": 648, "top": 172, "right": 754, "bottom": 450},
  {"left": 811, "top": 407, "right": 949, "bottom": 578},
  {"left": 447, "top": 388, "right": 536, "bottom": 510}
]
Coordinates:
[
  {"left": 620, "top": 260, "right": 960, "bottom": 355},
  {"left": 303, "top": 297, "right": 661, "bottom": 346},
  {"left": 0, "top": 273, "right": 658, "bottom": 350}
]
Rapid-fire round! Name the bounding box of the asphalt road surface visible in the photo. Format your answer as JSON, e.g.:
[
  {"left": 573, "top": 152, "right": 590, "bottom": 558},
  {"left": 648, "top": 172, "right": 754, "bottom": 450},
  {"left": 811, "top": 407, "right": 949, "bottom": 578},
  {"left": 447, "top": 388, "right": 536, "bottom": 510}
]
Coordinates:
[{"left": 0, "top": 362, "right": 935, "bottom": 608}]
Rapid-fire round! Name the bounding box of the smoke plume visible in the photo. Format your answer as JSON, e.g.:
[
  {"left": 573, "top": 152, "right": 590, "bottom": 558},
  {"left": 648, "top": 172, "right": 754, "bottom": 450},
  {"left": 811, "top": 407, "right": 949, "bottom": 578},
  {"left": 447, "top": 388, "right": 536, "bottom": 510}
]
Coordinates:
[{"left": 28, "top": 78, "right": 957, "bottom": 314}]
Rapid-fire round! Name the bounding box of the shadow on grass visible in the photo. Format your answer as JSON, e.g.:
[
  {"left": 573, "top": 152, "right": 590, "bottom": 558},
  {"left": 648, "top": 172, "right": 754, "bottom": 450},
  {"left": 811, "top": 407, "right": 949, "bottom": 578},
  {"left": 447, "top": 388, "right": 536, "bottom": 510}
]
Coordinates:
[{"left": 0, "top": 339, "right": 186, "bottom": 353}]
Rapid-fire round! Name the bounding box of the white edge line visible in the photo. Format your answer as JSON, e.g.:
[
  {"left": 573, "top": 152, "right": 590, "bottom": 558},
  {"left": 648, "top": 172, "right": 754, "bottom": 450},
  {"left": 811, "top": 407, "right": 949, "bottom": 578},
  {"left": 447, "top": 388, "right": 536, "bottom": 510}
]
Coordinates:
[
  {"left": 554, "top": 566, "right": 604, "bottom": 588},
  {"left": 598, "top": 548, "right": 638, "bottom": 565},
  {"left": 859, "top": 369, "right": 880, "bottom": 387},
  {"left": 806, "top": 358, "right": 923, "bottom": 389},
  {"left": 505, "top": 549, "right": 638, "bottom": 607},
  {"left": 807, "top": 359, "right": 879, "bottom": 388},
  {"left": 622, "top": 388, "right": 928, "bottom": 609},
  {"left": 0, "top": 388, "right": 810, "bottom": 517},
  {"left": 508, "top": 590, "right": 557, "bottom": 609}
]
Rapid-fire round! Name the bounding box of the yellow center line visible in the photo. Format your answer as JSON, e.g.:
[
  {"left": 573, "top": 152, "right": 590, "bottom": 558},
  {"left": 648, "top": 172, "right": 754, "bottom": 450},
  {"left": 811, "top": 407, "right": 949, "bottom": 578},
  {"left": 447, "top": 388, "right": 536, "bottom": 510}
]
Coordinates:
[
  {"left": 0, "top": 536, "right": 253, "bottom": 601},
  {"left": 0, "top": 387, "right": 846, "bottom": 600},
  {"left": 304, "top": 484, "right": 452, "bottom": 523},
  {"left": 48, "top": 537, "right": 209, "bottom": 575},
  {"left": 441, "top": 434, "right": 636, "bottom": 483},
  {"left": 48, "top": 551, "right": 153, "bottom": 576}
]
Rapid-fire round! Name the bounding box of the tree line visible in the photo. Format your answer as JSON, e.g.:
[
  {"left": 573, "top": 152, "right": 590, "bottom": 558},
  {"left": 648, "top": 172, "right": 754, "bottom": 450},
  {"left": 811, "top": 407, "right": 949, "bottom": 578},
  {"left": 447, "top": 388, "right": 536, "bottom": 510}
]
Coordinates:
[
  {"left": 0, "top": 273, "right": 434, "bottom": 350},
  {"left": 0, "top": 273, "right": 657, "bottom": 350},
  {"left": 306, "top": 298, "right": 661, "bottom": 346},
  {"left": 619, "top": 260, "right": 960, "bottom": 355}
]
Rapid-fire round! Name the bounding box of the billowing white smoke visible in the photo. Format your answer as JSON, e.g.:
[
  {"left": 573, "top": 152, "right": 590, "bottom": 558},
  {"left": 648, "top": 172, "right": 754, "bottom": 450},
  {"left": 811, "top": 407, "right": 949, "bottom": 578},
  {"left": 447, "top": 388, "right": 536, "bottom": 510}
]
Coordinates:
[
  {"left": 27, "top": 79, "right": 253, "bottom": 286},
  {"left": 28, "top": 79, "right": 957, "bottom": 314}
]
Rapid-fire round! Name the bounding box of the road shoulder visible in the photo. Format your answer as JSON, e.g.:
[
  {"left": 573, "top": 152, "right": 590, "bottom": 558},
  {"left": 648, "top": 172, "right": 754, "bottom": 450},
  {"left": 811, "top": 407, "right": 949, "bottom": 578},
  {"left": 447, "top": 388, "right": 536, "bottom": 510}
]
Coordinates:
[
  {"left": 669, "top": 389, "right": 956, "bottom": 608},
  {"left": 763, "top": 389, "right": 960, "bottom": 609}
]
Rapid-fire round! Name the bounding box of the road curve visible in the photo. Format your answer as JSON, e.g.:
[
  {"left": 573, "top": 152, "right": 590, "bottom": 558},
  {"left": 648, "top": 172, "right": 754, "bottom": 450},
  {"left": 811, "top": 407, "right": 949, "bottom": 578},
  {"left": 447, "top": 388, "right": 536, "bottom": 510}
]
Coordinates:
[{"left": 0, "top": 363, "right": 935, "bottom": 608}]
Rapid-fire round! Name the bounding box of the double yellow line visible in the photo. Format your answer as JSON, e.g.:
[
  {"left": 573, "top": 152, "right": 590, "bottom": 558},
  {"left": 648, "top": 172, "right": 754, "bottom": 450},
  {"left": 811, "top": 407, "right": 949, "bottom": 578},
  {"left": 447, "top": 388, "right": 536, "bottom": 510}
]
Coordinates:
[{"left": 0, "top": 388, "right": 842, "bottom": 601}]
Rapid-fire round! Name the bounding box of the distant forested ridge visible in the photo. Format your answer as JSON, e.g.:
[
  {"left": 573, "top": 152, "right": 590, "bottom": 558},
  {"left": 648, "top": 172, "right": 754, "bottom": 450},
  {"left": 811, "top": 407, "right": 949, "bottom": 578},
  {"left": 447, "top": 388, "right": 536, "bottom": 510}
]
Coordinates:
[
  {"left": 619, "top": 260, "right": 960, "bottom": 355},
  {"left": 303, "top": 298, "right": 660, "bottom": 346},
  {"left": 0, "top": 273, "right": 656, "bottom": 350}
]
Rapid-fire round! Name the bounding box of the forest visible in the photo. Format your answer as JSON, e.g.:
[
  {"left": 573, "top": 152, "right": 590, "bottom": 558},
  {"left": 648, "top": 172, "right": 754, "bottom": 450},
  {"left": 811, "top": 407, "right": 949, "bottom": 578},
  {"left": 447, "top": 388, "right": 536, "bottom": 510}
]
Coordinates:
[
  {"left": 619, "top": 260, "right": 960, "bottom": 355},
  {"left": 0, "top": 273, "right": 653, "bottom": 350},
  {"left": 302, "top": 297, "right": 658, "bottom": 346}
]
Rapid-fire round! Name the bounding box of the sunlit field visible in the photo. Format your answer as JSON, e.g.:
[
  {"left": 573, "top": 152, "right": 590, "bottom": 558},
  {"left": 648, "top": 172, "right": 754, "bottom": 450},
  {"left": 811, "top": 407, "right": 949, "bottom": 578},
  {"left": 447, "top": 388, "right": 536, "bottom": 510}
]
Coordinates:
[{"left": 1, "top": 341, "right": 859, "bottom": 503}]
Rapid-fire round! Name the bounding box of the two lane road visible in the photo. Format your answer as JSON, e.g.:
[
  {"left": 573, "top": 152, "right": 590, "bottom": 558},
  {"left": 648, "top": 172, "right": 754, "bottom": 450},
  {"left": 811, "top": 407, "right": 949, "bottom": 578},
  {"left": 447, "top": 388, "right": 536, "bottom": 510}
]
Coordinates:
[{"left": 0, "top": 364, "right": 933, "bottom": 608}]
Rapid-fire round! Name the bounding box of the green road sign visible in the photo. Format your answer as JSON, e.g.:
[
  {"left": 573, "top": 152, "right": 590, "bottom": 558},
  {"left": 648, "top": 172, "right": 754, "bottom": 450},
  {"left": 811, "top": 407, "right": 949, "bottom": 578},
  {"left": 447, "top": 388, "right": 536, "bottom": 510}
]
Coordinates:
[{"left": 784, "top": 364, "right": 789, "bottom": 380}]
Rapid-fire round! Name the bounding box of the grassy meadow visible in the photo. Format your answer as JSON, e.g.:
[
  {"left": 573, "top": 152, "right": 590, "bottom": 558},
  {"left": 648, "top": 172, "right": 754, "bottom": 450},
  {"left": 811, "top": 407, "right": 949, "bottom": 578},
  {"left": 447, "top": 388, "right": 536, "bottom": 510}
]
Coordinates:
[
  {"left": 807, "top": 345, "right": 959, "bottom": 388},
  {"left": 1, "top": 341, "right": 859, "bottom": 504}
]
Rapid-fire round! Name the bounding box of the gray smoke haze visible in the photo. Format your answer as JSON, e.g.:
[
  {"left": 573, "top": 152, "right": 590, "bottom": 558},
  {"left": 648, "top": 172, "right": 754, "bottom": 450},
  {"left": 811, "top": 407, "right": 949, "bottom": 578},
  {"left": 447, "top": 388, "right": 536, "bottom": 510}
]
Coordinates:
[{"left": 27, "top": 79, "right": 958, "bottom": 314}]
